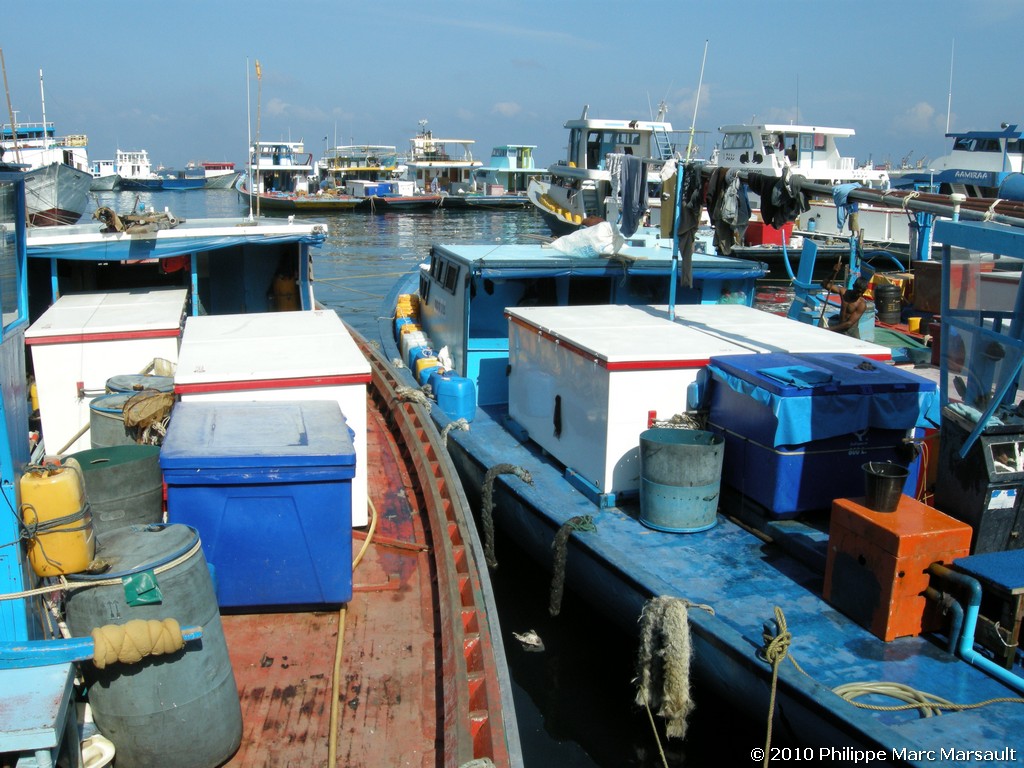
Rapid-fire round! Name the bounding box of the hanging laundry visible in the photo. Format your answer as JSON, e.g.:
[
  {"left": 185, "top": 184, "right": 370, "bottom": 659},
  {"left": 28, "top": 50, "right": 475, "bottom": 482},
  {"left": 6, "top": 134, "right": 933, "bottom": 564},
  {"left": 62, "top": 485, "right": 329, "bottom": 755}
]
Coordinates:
[
  {"left": 673, "top": 162, "right": 705, "bottom": 288},
  {"left": 618, "top": 154, "right": 648, "bottom": 237},
  {"left": 832, "top": 183, "right": 860, "bottom": 230}
]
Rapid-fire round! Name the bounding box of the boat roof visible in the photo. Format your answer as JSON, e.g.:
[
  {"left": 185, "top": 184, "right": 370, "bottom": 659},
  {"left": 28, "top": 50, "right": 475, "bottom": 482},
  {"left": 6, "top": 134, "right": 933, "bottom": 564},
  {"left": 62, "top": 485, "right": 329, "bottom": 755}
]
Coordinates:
[
  {"left": 26, "top": 216, "right": 326, "bottom": 261},
  {"left": 945, "top": 124, "right": 1022, "bottom": 140},
  {"left": 430, "top": 241, "right": 766, "bottom": 278},
  {"left": 719, "top": 123, "right": 855, "bottom": 137}
]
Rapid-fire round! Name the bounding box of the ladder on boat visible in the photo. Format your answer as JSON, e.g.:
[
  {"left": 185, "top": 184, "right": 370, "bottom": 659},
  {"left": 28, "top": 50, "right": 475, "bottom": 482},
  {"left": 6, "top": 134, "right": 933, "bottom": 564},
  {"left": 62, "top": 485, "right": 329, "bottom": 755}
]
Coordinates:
[
  {"left": 652, "top": 127, "right": 674, "bottom": 161},
  {"left": 582, "top": 186, "right": 601, "bottom": 217}
]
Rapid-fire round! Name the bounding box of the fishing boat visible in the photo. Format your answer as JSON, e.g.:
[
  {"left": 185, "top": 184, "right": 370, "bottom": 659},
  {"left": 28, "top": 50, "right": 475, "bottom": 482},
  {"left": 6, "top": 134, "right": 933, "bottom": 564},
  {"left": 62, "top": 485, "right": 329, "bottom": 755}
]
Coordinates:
[
  {"left": 316, "top": 144, "right": 402, "bottom": 192},
  {"left": 401, "top": 120, "right": 483, "bottom": 196},
  {"left": 1, "top": 119, "right": 92, "bottom": 226},
  {"left": 116, "top": 148, "right": 163, "bottom": 190},
  {"left": 88, "top": 159, "right": 120, "bottom": 191},
  {"left": 526, "top": 103, "right": 682, "bottom": 235},
  {"left": 236, "top": 139, "right": 363, "bottom": 213},
  {"left": 377, "top": 170, "right": 1024, "bottom": 762},
  {"left": 0, "top": 175, "right": 521, "bottom": 767}
]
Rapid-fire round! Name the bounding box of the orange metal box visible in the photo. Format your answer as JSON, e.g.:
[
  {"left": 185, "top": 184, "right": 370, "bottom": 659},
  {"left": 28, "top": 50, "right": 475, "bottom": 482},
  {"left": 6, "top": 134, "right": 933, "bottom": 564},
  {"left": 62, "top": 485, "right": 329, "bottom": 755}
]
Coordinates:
[{"left": 823, "top": 495, "right": 973, "bottom": 641}]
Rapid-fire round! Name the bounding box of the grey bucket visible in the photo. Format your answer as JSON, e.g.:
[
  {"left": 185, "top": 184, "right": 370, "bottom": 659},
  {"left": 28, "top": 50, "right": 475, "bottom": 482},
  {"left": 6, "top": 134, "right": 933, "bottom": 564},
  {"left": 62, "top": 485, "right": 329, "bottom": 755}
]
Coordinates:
[
  {"left": 89, "top": 392, "right": 136, "bottom": 449},
  {"left": 66, "top": 445, "right": 164, "bottom": 537},
  {"left": 863, "top": 461, "right": 909, "bottom": 512},
  {"left": 64, "top": 525, "right": 242, "bottom": 768},
  {"left": 639, "top": 428, "right": 724, "bottom": 532}
]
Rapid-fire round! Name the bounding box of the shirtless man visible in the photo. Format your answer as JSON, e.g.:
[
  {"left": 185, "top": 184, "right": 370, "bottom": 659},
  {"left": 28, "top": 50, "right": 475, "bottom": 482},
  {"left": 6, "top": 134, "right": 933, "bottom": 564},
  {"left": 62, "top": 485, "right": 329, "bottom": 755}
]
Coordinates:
[{"left": 824, "top": 277, "right": 869, "bottom": 338}]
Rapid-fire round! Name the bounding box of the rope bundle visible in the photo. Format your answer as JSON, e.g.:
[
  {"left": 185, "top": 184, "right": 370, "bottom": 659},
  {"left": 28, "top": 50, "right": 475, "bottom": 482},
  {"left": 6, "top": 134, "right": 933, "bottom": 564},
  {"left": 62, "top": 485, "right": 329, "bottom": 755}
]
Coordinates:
[
  {"left": 91, "top": 618, "right": 186, "bottom": 669},
  {"left": 635, "top": 596, "right": 695, "bottom": 740}
]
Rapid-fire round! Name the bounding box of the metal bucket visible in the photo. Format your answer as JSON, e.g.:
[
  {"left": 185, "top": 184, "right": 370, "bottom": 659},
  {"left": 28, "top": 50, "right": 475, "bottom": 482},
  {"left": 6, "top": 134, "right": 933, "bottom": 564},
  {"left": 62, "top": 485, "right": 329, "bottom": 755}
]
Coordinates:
[
  {"left": 64, "top": 525, "right": 241, "bottom": 768},
  {"left": 639, "top": 428, "right": 724, "bottom": 532},
  {"left": 67, "top": 445, "right": 164, "bottom": 537},
  {"left": 863, "top": 461, "right": 909, "bottom": 512},
  {"left": 89, "top": 392, "right": 136, "bottom": 449}
]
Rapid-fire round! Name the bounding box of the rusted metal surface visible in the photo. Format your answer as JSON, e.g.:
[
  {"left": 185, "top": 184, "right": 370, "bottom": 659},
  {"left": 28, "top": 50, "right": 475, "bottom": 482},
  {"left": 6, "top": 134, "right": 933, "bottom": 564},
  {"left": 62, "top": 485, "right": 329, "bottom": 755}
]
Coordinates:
[{"left": 219, "top": 329, "right": 519, "bottom": 767}]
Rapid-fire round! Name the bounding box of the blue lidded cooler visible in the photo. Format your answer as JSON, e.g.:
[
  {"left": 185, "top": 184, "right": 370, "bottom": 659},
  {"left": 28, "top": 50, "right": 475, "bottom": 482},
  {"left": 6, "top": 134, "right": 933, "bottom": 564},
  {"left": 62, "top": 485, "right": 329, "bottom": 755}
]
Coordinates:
[
  {"left": 706, "top": 352, "right": 939, "bottom": 517},
  {"left": 160, "top": 400, "right": 356, "bottom": 609}
]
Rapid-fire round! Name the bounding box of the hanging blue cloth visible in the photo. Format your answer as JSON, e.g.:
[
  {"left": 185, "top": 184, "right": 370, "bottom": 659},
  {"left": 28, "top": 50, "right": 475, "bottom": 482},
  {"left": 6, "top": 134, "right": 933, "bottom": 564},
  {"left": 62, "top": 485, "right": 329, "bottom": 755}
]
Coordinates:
[
  {"left": 619, "top": 155, "right": 648, "bottom": 237},
  {"left": 833, "top": 183, "right": 860, "bottom": 228}
]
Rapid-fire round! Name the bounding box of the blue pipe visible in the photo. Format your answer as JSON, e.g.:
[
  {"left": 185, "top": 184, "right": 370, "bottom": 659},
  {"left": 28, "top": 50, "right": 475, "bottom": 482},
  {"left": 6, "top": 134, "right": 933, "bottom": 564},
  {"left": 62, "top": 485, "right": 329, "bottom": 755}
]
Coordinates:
[
  {"left": 923, "top": 586, "right": 963, "bottom": 654},
  {"left": 928, "top": 563, "right": 1024, "bottom": 693}
]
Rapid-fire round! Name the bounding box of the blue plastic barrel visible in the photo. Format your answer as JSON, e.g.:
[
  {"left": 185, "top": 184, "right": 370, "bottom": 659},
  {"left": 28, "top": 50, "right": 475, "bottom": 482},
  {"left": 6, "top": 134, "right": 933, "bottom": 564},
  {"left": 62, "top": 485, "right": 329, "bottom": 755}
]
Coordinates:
[
  {"left": 64, "top": 525, "right": 241, "bottom": 767},
  {"left": 427, "top": 370, "right": 477, "bottom": 422},
  {"left": 639, "top": 428, "right": 724, "bottom": 532},
  {"left": 999, "top": 172, "right": 1024, "bottom": 202}
]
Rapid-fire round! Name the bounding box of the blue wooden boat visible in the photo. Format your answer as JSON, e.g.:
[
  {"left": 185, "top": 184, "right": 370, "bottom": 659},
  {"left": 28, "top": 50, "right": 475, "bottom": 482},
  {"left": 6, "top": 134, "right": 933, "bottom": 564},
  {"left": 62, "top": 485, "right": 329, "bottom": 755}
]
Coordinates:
[
  {"left": 0, "top": 183, "right": 522, "bottom": 766},
  {"left": 379, "top": 208, "right": 1024, "bottom": 762}
]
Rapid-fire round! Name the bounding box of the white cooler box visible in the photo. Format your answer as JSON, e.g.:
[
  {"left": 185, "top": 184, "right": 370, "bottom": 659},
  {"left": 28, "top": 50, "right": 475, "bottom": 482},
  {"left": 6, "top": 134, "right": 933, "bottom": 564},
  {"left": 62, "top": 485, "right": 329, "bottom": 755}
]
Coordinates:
[
  {"left": 26, "top": 288, "right": 187, "bottom": 454},
  {"left": 172, "top": 310, "right": 371, "bottom": 526}
]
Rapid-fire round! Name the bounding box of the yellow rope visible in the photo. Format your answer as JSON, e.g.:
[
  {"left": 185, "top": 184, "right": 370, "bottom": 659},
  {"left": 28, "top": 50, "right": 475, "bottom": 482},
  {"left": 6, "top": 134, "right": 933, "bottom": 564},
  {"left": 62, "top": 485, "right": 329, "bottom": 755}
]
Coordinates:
[
  {"left": 91, "top": 618, "right": 184, "bottom": 669},
  {"left": 760, "top": 606, "right": 791, "bottom": 767},
  {"left": 328, "top": 497, "right": 378, "bottom": 766}
]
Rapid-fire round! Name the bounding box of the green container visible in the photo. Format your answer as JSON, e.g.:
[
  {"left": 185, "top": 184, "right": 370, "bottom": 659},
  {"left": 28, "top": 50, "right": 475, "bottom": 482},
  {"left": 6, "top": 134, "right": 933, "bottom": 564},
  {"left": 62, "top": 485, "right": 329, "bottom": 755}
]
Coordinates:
[
  {"left": 67, "top": 445, "right": 164, "bottom": 537},
  {"left": 639, "top": 428, "right": 724, "bottom": 532},
  {"left": 65, "top": 525, "right": 241, "bottom": 768}
]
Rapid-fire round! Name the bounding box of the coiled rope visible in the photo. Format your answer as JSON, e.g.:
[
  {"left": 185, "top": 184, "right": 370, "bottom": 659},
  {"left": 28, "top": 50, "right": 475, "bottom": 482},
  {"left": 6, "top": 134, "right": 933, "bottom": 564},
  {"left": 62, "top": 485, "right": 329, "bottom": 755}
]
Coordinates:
[
  {"left": 758, "top": 605, "right": 1024, "bottom": 766},
  {"left": 394, "top": 385, "right": 431, "bottom": 411},
  {"left": 480, "top": 463, "right": 533, "bottom": 569},
  {"left": 548, "top": 515, "right": 596, "bottom": 617},
  {"left": 91, "top": 618, "right": 185, "bottom": 669},
  {"left": 18, "top": 501, "right": 93, "bottom": 572}
]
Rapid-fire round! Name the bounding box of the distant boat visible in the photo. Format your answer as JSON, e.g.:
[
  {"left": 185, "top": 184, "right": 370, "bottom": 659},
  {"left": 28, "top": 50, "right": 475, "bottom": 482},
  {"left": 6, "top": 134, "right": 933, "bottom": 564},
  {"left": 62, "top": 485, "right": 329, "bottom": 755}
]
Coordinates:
[
  {"left": 237, "top": 140, "right": 363, "bottom": 213},
  {"left": 89, "top": 159, "right": 120, "bottom": 191},
  {"left": 157, "top": 165, "right": 205, "bottom": 191},
  {"left": 400, "top": 120, "right": 483, "bottom": 195},
  {"left": 199, "top": 161, "right": 241, "bottom": 189},
  {"left": 440, "top": 144, "right": 538, "bottom": 209},
  {"left": 1, "top": 119, "right": 92, "bottom": 226},
  {"left": 116, "top": 148, "right": 163, "bottom": 190},
  {"left": 316, "top": 144, "right": 401, "bottom": 192}
]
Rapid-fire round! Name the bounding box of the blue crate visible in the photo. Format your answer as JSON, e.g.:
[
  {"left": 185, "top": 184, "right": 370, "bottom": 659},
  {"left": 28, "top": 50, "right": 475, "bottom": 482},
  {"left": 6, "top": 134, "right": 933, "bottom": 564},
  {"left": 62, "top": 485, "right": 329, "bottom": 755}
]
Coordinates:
[{"left": 160, "top": 400, "right": 356, "bottom": 609}]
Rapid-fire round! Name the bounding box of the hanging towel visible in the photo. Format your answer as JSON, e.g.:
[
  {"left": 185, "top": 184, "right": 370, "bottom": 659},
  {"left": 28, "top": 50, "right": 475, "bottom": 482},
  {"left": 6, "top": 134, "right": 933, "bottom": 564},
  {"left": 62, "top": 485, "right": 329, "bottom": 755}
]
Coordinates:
[
  {"left": 619, "top": 154, "right": 648, "bottom": 237},
  {"left": 833, "top": 183, "right": 860, "bottom": 229}
]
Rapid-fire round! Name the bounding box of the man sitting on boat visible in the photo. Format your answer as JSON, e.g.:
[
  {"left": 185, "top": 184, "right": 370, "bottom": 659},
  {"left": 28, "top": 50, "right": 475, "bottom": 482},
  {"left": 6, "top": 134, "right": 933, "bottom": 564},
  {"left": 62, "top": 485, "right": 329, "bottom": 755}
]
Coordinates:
[{"left": 824, "top": 277, "right": 869, "bottom": 338}]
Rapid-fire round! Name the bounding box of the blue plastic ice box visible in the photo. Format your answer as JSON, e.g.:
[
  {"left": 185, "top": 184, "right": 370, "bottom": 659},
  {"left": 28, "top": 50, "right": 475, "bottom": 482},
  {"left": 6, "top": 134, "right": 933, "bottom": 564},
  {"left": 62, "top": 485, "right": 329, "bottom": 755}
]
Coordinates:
[
  {"left": 160, "top": 400, "right": 356, "bottom": 609},
  {"left": 706, "top": 352, "right": 938, "bottom": 517}
]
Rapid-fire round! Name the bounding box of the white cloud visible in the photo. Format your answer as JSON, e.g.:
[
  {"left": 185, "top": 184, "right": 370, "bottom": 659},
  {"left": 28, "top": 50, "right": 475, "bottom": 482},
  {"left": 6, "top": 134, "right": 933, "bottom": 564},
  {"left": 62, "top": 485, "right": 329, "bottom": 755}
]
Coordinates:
[
  {"left": 892, "top": 102, "right": 945, "bottom": 135},
  {"left": 492, "top": 102, "right": 521, "bottom": 118}
]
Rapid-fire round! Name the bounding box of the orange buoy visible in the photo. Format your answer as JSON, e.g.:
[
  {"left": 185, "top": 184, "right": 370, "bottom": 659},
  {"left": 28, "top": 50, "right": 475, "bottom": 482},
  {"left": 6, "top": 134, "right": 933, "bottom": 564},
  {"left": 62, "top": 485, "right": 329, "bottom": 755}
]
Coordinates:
[{"left": 20, "top": 460, "right": 95, "bottom": 577}]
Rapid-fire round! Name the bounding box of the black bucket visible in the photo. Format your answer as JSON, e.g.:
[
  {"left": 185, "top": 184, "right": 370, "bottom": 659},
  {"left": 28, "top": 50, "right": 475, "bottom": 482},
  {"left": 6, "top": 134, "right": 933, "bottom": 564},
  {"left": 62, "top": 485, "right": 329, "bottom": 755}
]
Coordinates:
[
  {"left": 874, "top": 283, "right": 902, "bottom": 325},
  {"left": 862, "top": 461, "right": 909, "bottom": 512},
  {"left": 67, "top": 445, "right": 164, "bottom": 537},
  {"left": 64, "top": 525, "right": 241, "bottom": 767}
]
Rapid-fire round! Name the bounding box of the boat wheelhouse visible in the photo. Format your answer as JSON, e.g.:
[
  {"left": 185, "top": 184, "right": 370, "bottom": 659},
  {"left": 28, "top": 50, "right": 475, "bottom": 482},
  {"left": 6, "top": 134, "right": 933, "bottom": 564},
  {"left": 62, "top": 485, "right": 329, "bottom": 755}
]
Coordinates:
[
  {"left": 892, "top": 124, "right": 1024, "bottom": 197},
  {"left": 401, "top": 121, "right": 482, "bottom": 193},
  {"left": 526, "top": 103, "right": 682, "bottom": 235}
]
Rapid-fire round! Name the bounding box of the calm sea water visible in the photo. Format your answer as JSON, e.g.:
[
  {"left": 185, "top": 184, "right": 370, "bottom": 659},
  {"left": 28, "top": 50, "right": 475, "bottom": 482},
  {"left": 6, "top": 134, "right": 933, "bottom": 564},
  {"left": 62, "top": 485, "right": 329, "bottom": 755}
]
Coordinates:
[{"left": 87, "top": 188, "right": 768, "bottom": 766}]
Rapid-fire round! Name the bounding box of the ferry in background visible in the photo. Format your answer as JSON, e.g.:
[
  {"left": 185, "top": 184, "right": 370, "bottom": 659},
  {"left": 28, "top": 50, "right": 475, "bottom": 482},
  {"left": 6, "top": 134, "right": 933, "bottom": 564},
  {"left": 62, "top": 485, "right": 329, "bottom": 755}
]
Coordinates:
[
  {"left": 890, "top": 123, "right": 1024, "bottom": 198},
  {"left": 116, "top": 148, "right": 163, "bottom": 191}
]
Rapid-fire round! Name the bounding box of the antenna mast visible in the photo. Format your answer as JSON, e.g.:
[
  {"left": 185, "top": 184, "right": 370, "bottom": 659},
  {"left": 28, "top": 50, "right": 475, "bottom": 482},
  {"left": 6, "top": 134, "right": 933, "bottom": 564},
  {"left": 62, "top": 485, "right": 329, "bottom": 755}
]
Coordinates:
[
  {"left": 685, "top": 40, "right": 708, "bottom": 160},
  {"left": 0, "top": 49, "right": 21, "bottom": 164},
  {"left": 945, "top": 39, "right": 955, "bottom": 134}
]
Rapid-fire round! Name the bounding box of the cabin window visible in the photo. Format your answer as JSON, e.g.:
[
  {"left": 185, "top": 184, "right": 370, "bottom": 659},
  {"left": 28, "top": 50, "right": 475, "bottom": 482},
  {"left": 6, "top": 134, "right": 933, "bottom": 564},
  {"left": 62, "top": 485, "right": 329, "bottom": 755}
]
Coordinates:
[
  {"left": 977, "top": 139, "right": 1002, "bottom": 153},
  {"left": 722, "top": 133, "right": 754, "bottom": 150},
  {"left": 0, "top": 181, "right": 23, "bottom": 332},
  {"left": 1008, "top": 139, "right": 1022, "bottom": 154},
  {"left": 443, "top": 263, "right": 460, "bottom": 294}
]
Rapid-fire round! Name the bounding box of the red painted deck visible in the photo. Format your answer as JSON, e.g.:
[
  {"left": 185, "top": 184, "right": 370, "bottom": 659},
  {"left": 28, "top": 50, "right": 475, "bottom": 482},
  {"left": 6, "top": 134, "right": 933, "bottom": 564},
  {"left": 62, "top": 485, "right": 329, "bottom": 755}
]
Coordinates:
[{"left": 218, "top": 335, "right": 514, "bottom": 767}]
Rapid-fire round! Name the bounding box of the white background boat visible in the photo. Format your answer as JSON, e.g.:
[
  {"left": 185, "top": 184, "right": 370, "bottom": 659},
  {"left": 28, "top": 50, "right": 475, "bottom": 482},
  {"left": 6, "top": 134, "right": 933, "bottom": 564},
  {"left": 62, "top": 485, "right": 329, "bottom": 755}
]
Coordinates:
[{"left": 1, "top": 119, "right": 92, "bottom": 225}]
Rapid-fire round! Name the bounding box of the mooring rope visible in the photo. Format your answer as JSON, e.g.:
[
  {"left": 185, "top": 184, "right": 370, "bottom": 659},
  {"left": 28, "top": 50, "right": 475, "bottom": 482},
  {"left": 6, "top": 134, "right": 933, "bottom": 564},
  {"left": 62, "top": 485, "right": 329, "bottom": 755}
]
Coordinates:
[
  {"left": 634, "top": 595, "right": 716, "bottom": 759},
  {"left": 480, "top": 463, "right": 533, "bottom": 569},
  {"left": 394, "top": 385, "right": 431, "bottom": 411},
  {"left": 440, "top": 418, "right": 470, "bottom": 446},
  {"left": 548, "top": 515, "right": 596, "bottom": 617},
  {"left": 91, "top": 618, "right": 185, "bottom": 669}
]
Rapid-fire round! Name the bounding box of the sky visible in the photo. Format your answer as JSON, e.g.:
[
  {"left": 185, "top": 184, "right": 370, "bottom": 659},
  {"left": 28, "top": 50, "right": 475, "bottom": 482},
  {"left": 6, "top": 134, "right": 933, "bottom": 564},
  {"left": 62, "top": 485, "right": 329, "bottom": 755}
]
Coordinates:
[{"left": 2, "top": 0, "right": 1022, "bottom": 172}]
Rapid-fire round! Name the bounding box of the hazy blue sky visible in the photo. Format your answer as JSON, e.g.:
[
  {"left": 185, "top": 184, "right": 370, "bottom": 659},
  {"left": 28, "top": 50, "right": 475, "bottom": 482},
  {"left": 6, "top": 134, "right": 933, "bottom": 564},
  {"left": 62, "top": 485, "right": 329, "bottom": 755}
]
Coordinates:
[{"left": 2, "top": 1, "right": 1020, "bottom": 171}]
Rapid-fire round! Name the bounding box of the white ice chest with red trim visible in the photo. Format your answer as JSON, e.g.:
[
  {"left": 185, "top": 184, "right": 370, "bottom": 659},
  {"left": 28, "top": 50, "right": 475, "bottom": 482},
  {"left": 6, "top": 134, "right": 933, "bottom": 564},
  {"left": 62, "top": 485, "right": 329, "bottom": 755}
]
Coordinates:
[
  {"left": 25, "top": 288, "right": 188, "bottom": 455},
  {"left": 506, "top": 303, "right": 891, "bottom": 497},
  {"left": 173, "top": 309, "right": 371, "bottom": 526}
]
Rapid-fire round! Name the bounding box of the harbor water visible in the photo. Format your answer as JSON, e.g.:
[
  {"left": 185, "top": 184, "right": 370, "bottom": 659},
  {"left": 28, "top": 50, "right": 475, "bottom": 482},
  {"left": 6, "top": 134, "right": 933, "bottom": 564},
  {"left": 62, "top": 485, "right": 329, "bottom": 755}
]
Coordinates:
[{"left": 89, "top": 188, "right": 771, "bottom": 766}]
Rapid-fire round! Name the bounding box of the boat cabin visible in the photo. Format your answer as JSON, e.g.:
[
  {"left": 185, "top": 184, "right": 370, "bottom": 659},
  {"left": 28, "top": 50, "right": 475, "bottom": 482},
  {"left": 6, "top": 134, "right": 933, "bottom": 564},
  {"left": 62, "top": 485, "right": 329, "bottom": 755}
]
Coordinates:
[
  {"left": 403, "top": 123, "right": 482, "bottom": 192},
  {"left": 414, "top": 240, "right": 766, "bottom": 407},
  {"left": 247, "top": 140, "right": 315, "bottom": 195},
  {"left": 714, "top": 123, "right": 888, "bottom": 188},
  {"left": 317, "top": 145, "right": 400, "bottom": 190},
  {"left": 554, "top": 104, "right": 677, "bottom": 176},
  {"left": 471, "top": 145, "right": 538, "bottom": 194}
]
